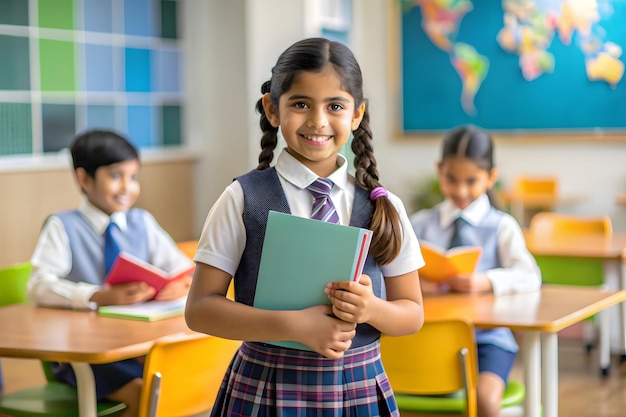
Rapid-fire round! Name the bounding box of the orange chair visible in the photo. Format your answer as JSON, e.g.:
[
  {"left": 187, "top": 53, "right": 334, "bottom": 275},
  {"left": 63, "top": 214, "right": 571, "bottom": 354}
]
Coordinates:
[
  {"left": 138, "top": 333, "right": 240, "bottom": 417},
  {"left": 176, "top": 240, "right": 198, "bottom": 259},
  {"left": 509, "top": 175, "right": 559, "bottom": 226},
  {"left": 529, "top": 212, "right": 612, "bottom": 372}
]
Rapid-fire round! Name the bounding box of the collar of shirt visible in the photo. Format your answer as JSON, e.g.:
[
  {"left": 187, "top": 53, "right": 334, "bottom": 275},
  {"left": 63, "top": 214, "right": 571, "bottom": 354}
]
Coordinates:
[
  {"left": 439, "top": 193, "right": 491, "bottom": 228},
  {"left": 79, "top": 197, "right": 129, "bottom": 234},
  {"left": 274, "top": 148, "right": 349, "bottom": 191}
]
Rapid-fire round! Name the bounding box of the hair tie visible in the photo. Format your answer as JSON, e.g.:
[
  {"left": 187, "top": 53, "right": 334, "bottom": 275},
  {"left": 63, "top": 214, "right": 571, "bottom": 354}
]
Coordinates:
[{"left": 370, "top": 186, "right": 388, "bottom": 201}]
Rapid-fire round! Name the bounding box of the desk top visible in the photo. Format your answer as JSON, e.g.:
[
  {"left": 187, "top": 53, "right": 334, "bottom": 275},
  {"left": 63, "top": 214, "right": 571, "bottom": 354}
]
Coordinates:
[
  {"left": 0, "top": 304, "right": 192, "bottom": 363},
  {"left": 524, "top": 232, "right": 626, "bottom": 259},
  {"left": 424, "top": 285, "right": 626, "bottom": 333}
]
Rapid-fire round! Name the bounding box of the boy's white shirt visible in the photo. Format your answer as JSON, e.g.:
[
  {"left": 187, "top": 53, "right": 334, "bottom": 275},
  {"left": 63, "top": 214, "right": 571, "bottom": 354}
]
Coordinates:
[
  {"left": 195, "top": 148, "right": 424, "bottom": 280},
  {"left": 28, "top": 197, "right": 193, "bottom": 309},
  {"left": 411, "top": 194, "right": 542, "bottom": 295}
]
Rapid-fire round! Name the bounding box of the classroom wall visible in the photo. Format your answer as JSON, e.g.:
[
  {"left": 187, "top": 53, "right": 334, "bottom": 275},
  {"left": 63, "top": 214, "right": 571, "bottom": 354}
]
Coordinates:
[{"left": 3, "top": 0, "right": 626, "bottom": 268}]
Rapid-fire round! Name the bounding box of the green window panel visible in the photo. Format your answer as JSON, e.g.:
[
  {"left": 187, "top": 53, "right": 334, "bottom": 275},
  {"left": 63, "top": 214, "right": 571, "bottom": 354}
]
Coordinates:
[
  {"left": 0, "top": 35, "right": 30, "bottom": 90},
  {"left": 0, "top": 0, "right": 29, "bottom": 26},
  {"left": 38, "top": 0, "right": 74, "bottom": 30},
  {"left": 40, "top": 39, "right": 76, "bottom": 91},
  {"left": 161, "top": 105, "right": 181, "bottom": 146},
  {"left": 160, "top": 0, "right": 178, "bottom": 39},
  {"left": 0, "top": 103, "right": 33, "bottom": 156}
]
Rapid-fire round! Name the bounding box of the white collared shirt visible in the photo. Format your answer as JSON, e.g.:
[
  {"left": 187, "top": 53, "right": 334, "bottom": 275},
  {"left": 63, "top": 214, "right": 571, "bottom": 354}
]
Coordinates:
[
  {"left": 195, "top": 149, "right": 423, "bottom": 279},
  {"left": 411, "top": 194, "right": 541, "bottom": 295},
  {"left": 28, "top": 197, "right": 193, "bottom": 309}
]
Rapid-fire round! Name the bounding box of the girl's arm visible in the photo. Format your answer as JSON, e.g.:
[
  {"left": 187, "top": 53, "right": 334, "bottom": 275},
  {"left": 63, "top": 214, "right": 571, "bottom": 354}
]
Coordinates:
[
  {"left": 325, "top": 269, "right": 424, "bottom": 337},
  {"left": 185, "top": 262, "right": 358, "bottom": 359}
]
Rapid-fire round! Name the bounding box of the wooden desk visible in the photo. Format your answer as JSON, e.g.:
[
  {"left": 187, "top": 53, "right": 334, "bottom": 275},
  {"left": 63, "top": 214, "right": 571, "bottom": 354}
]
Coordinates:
[
  {"left": 423, "top": 285, "right": 626, "bottom": 417},
  {"left": 524, "top": 231, "right": 626, "bottom": 367},
  {"left": 0, "top": 304, "right": 192, "bottom": 417}
]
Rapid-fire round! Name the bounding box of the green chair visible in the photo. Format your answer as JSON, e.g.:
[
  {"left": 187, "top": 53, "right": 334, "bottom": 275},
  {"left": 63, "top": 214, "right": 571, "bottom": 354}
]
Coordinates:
[
  {"left": 0, "top": 261, "right": 32, "bottom": 391},
  {"left": 529, "top": 212, "right": 611, "bottom": 373},
  {"left": 0, "top": 262, "right": 126, "bottom": 417}
]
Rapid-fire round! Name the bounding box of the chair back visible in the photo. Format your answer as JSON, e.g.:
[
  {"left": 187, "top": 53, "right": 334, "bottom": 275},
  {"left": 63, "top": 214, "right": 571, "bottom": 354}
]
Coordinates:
[
  {"left": 529, "top": 212, "right": 612, "bottom": 237},
  {"left": 513, "top": 176, "right": 558, "bottom": 197},
  {"left": 0, "top": 262, "right": 31, "bottom": 307},
  {"left": 380, "top": 318, "right": 478, "bottom": 417},
  {"left": 176, "top": 240, "right": 198, "bottom": 259},
  {"left": 138, "top": 332, "right": 241, "bottom": 417}
]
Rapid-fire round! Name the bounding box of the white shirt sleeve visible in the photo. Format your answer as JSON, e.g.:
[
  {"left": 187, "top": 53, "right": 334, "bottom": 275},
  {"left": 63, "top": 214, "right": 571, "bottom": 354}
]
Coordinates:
[
  {"left": 27, "top": 216, "right": 100, "bottom": 309},
  {"left": 487, "top": 213, "right": 542, "bottom": 295},
  {"left": 194, "top": 181, "right": 247, "bottom": 276}
]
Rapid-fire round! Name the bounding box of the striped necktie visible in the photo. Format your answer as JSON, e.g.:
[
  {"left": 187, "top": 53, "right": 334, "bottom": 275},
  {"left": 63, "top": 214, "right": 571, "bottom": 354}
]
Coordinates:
[
  {"left": 104, "top": 222, "right": 121, "bottom": 275},
  {"left": 306, "top": 178, "right": 340, "bottom": 224}
]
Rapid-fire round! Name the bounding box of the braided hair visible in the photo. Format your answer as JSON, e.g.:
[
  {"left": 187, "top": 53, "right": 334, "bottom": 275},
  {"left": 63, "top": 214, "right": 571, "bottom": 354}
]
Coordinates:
[{"left": 255, "top": 38, "right": 402, "bottom": 265}]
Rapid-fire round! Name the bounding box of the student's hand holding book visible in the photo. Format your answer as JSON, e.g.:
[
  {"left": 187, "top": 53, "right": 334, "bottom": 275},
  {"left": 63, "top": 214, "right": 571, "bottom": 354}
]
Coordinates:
[
  {"left": 91, "top": 281, "right": 157, "bottom": 306},
  {"left": 153, "top": 275, "right": 192, "bottom": 301},
  {"left": 447, "top": 272, "right": 493, "bottom": 293},
  {"left": 325, "top": 273, "right": 376, "bottom": 324},
  {"left": 294, "top": 304, "right": 357, "bottom": 359}
]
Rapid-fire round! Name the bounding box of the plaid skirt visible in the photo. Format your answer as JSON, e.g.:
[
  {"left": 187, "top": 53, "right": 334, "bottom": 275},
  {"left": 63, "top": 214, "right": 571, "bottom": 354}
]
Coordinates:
[{"left": 210, "top": 340, "right": 399, "bottom": 417}]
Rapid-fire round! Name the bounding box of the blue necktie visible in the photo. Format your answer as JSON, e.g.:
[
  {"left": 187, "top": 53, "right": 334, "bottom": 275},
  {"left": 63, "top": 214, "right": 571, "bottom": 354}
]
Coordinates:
[
  {"left": 306, "top": 178, "right": 340, "bottom": 224},
  {"left": 104, "top": 222, "right": 121, "bottom": 276},
  {"left": 449, "top": 217, "right": 468, "bottom": 249}
]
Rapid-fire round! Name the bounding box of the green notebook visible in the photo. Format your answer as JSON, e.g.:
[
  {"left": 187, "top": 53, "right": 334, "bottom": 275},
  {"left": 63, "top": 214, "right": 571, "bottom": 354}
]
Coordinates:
[
  {"left": 253, "top": 211, "right": 373, "bottom": 350},
  {"left": 98, "top": 297, "right": 186, "bottom": 322}
]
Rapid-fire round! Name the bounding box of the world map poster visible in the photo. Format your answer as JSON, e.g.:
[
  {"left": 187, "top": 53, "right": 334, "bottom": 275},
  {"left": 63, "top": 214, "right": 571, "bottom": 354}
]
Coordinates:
[{"left": 401, "top": 0, "right": 626, "bottom": 134}]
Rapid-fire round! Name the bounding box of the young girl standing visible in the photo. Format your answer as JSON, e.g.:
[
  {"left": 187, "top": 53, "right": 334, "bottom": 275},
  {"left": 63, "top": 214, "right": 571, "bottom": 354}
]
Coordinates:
[
  {"left": 185, "top": 37, "right": 424, "bottom": 416},
  {"left": 410, "top": 125, "right": 541, "bottom": 417}
]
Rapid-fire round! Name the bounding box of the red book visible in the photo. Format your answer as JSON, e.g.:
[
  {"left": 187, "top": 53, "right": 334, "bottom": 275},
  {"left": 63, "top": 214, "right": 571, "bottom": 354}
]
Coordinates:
[{"left": 105, "top": 252, "right": 195, "bottom": 296}]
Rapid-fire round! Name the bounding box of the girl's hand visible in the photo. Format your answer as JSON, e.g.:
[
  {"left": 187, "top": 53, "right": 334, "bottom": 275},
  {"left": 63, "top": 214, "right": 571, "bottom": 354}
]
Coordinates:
[
  {"left": 420, "top": 278, "right": 447, "bottom": 294},
  {"left": 297, "top": 305, "right": 357, "bottom": 359},
  {"left": 91, "top": 282, "right": 156, "bottom": 306},
  {"left": 448, "top": 272, "right": 493, "bottom": 293},
  {"left": 325, "top": 274, "right": 376, "bottom": 324},
  {"left": 154, "top": 275, "right": 192, "bottom": 301}
]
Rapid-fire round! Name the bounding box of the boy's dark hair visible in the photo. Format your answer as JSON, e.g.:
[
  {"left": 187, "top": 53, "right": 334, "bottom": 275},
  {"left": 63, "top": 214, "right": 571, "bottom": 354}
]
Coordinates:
[
  {"left": 255, "top": 37, "right": 402, "bottom": 265},
  {"left": 441, "top": 125, "right": 500, "bottom": 209},
  {"left": 70, "top": 130, "right": 139, "bottom": 178}
]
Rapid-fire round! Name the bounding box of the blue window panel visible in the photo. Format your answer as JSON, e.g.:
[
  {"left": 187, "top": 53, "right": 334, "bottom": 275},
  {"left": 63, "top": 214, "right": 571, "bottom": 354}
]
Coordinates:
[
  {"left": 124, "top": 0, "right": 156, "bottom": 37},
  {"left": 85, "top": 44, "right": 114, "bottom": 91},
  {"left": 126, "top": 105, "right": 153, "bottom": 148},
  {"left": 86, "top": 105, "right": 116, "bottom": 130},
  {"left": 83, "top": 0, "right": 113, "bottom": 32},
  {"left": 42, "top": 104, "right": 76, "bottom": 152},
  {"left": 154, "top": 49, "right": 180, "bottom": 92},
  {"left": 125, "top": 48, "right": 152, "bottom": 92}
]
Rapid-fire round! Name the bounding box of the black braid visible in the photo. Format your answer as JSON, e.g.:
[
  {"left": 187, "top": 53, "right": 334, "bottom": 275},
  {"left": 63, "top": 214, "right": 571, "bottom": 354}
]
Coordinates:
[
  {"left": 256, "top": 81, "right": 278, "bottom": 170},
  {"left": 351, "top": 110, "right": 380, "bottom": 189}
]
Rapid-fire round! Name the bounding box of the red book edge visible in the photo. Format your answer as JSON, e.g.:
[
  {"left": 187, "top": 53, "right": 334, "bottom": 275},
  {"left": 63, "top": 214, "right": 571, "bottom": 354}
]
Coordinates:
[{"left": 353, "top": 232, "right": 370, "bottom": 282}]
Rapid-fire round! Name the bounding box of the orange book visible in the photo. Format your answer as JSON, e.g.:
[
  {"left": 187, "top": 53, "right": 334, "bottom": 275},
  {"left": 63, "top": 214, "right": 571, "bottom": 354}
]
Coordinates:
[
  {"left": 418, "top": 242, "right": 483, "bottom": 282},
  {"left": 106, "top": 252, "right": 195, "bottom": 297}
]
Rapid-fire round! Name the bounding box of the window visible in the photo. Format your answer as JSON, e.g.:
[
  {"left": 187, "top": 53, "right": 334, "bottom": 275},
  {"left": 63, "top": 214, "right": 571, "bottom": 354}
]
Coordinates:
[{"left": 0, "top": 0, "right": 182, "bottom": 156}]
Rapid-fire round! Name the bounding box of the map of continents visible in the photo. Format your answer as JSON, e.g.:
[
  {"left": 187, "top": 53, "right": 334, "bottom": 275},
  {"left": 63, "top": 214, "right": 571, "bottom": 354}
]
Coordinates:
[{"left": 410, "top": 0, "right": 624, "bottom": 116}]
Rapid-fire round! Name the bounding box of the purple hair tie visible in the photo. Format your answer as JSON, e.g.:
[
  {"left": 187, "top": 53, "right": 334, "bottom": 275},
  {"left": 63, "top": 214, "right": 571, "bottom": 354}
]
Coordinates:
[{"left": 370, "top": 186, "right": 388, "bottom": 201}]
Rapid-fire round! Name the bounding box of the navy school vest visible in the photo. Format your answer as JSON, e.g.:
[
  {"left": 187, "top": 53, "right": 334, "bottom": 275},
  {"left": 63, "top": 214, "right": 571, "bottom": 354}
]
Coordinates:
[{"left": 235, "top": 167, "right": 384, "bottom": 348}]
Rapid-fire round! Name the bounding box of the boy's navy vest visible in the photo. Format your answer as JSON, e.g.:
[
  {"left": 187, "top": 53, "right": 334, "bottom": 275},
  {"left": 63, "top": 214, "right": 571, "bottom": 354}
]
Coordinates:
[
  {"left": 56, "top": 208, "right": 150, "bottom": 285},
  {"left": 235, "top": 167, "right": 384, "bottom": 348},
  {"left": 413, "top": 205, "right": 519, "bottom": 352}
]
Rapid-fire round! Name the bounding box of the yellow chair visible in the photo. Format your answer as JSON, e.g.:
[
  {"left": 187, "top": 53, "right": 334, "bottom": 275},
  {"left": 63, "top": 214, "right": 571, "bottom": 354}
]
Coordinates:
[
  {"left": 529, "top": 212, "right": 612, "bottom": 364},
  {"left": 138, "top": 333, "right": 240, "bottom": 417},
  {"left": 380, "top": 318, "right": 525, "bottom": 417}
]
